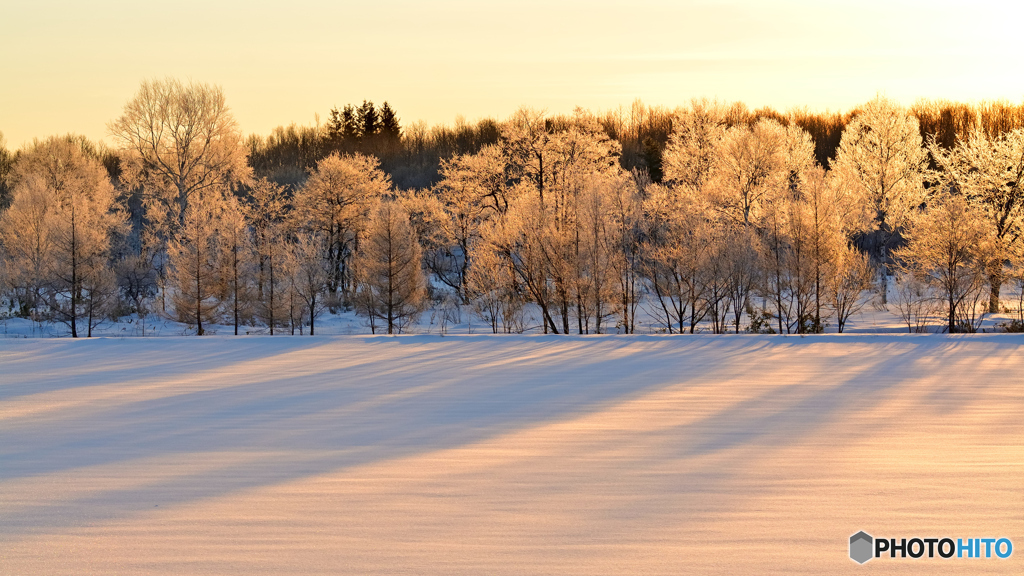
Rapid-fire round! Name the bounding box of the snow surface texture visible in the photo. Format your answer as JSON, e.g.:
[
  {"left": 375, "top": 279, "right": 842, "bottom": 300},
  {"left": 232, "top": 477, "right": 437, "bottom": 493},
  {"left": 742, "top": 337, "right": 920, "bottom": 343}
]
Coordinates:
[{"left": 1, "top": 335, "right": 1022, "bottom": 574}]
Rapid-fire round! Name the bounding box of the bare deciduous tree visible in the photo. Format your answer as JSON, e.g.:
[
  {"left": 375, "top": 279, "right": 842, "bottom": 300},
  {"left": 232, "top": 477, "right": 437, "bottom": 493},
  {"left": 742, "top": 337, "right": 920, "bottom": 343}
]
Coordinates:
[
  {"left": 109, "top": 78, "right": 251, "bottom": 216},
  {"left": 110, "top": 79, "right": 251, "bottom": 321}
]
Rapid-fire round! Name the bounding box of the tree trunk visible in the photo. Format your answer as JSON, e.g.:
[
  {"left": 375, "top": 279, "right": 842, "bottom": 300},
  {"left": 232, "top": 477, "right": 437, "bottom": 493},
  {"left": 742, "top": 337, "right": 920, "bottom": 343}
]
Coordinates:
[
  {"left": 309, "top": 296, "right": 316, "bottom": 336},
  {"left": 814, "top": 257, "right": 822, "bottom": 330},
  {"left": 540, "top": 302, "right": 559, "bottom": 334},
  {"left": 577, "top": 292, "right": 584, "bottom": 334},
  {"left": 234, "top": 249, "right": 240, "bottom": 336},
  {"left": 196, "top": 276, "right": 204, "bottom": 336},
  {"left": 989, "top": 269, "right": 1002, "bottom": 314},
  {"left": 775, "top": 271, "right": 784, "bottom": 335},
  {"left": 561, "top": 298, "right": 570, "bottom": 335},
  {"left": 70, "top": 221, "right": 78, "bottom": 338},
  {"left": 268, "top": 256, "right": 275, "bottom": 335},
  {"left": 949, "top": 294, "right": 956, "bottom": 334}
]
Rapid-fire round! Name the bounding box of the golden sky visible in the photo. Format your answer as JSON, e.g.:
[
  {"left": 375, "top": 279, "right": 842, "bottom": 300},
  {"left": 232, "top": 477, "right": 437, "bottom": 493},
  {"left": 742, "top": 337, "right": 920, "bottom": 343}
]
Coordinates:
[{"left": 2, "top": 0, "right": 1023, "bottom": 148}]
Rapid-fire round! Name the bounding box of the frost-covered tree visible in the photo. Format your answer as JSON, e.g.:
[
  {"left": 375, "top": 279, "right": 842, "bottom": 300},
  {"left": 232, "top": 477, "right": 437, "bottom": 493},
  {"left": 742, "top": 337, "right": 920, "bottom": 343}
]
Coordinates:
[
  {"left": 464, "top": 238, "right": 524, "bottom": 333},
  {"left": 572, "top": 173, "right": 637, "bottom": 334},
  {"left": 827, "top": 243, "right": 875, "bottom": 333},
  {"left": 891, "top": 271, "right": 941, "bottom": 333},
  {"left": 832, "top": 95, "right": 927, "bottom": 295},
  {"left": 758, "top": 190, "right": 794, "bottom": 334},
  {"left": 423, "top": 145, "right": 510, "bottom": 299},
  {"left": 3, "top": 136, "right": 125, "bottom": 337},
  {"left": 784, "top": 193, "right": 815, "bottom": 332},
  {"left": 110, "top": 79, "right": 251, "bottom": 318},
  {"left": 116, "top": 250, "right": 159, "bottom": 327},
  {"left": 0, "top": 176, "right": 53, "bottom": 319},
  {"left": 477, "top": 190, "right": 562, "bottom": 333},
  {"left": 661, "top": 100, "right": 726, "bottom": 192},
  {"left": 929, "top": 128, "right": 1024, "bottom": 311},
  {"left": 244, "top": 178, "right": 288, "bottom": 329},
  {"left": 257, "top": 222, "right": 292, "bottom": 335},
  {"left": 167, "top": 189, "right": 225, "bottom": 335},
  {"left": 218, "top": 195, "right": 254, "bottom": 335},
  {"left": 700, "top": 222, "right": 734, "bottom": 334},
  {"left": 753, "top": 154, "right": 829, "bottom": 335},
  {"left": 642, "top": 183, "right": 713, "bottom": 333},
  {"left": 353, "top": 200, "right": 427, "bottom": 334},
  {"left": 789, "top": 167, "right": 856, "bottom": 330},
  {"left": 293, "top": 153, "right": 390, "bottom": 301},
  {"left": 502, "top": 107, "right": 620, "bottom": 206},
  {"left": 291, "top": 232, "right": 330, "bottom": 335},
  {"left": 894, "top": 193, "right": 992, "bottom": 333},
  {"left": 502, "top": 108, "right": 552, "bottom": 199},
  {"left": 486, "top": 109, "right": 626, "bottom": 334},
  {"left": 710, "top": 119, "right": 813, "bottom": 227},
  {"left": 723, "top": 226, "right": 761, "bottom": 333},
  {"left": 599, "top": 172, "right": 644, "bottom": 333}
]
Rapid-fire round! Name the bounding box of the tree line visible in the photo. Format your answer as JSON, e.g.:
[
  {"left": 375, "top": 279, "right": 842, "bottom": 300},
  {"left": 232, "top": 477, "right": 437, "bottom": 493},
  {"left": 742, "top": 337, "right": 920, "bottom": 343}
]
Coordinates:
[{"left": 3, "top": 78, "right": 1024, "bottom": 336}]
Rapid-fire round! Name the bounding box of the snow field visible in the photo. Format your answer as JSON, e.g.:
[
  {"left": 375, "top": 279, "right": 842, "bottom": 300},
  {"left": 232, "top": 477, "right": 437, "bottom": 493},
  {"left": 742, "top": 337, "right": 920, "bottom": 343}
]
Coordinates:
[{"left": 1, "top": 334, "right": 1022, "bottom": 574}]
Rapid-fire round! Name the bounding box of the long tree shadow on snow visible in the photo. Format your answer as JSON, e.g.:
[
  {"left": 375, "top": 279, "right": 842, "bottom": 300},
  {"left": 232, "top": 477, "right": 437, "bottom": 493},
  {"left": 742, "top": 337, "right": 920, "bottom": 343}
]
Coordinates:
[{"left": 0, "top": 335, "right": 1019, "bottom": 536}]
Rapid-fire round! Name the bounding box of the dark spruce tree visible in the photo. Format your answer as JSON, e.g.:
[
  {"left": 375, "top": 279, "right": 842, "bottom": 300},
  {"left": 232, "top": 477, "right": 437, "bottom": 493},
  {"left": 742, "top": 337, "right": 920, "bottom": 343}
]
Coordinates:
[
  {"left": 326, "top": 104, "right": 363, "bottom": 155},
  {"left": 357, "top": 100, "right": 380, "bottom": 139},
  {"left": 0, "top": 133, "right": 12, "bottom": 209},
  {"left": 342, "top": 105, "right": 360, "bottom": 141},
  {"left": 327, "top": 106, "right": 345, "bottom": 146},
  {"left": 380, "top": 102, "right": 401, "bottom": 141}
]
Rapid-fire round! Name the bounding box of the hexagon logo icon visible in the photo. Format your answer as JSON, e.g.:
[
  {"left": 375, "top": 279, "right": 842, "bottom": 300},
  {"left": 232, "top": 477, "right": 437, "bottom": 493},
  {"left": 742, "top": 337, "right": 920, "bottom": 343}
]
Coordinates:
[{"left": 850, "top": 531, "right": 873, "bottom": 564}]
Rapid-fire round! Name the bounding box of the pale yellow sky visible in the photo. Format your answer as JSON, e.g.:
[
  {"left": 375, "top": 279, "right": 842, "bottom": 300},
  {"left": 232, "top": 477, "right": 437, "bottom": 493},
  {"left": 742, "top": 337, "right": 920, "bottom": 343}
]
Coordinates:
[{"left": 2, "top": 0, "right": 1022, "bottom": 149}]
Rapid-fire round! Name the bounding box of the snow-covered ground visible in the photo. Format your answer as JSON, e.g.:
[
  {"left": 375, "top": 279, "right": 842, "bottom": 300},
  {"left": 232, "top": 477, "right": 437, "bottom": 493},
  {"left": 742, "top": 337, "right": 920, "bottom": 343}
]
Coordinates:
[
  {"left": 1, "top": 334, "right": 1022, "bottom": 574},
  {"left": 3, "top": 288, "right": 1023, "bottom": 338}
]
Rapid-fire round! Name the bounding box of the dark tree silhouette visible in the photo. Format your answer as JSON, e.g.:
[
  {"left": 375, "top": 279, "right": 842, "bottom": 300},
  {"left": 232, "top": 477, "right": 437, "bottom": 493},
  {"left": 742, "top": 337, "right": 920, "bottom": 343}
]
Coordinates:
[
  {"left": 357, "top": 100, "right": 380, "bottom": 140},
  {"left": 380, "top": 102, "right": 401, "bottom": 141}
]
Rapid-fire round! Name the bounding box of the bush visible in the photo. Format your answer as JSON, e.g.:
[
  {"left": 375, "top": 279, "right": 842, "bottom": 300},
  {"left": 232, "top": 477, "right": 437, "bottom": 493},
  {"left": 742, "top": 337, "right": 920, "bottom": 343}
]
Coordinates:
[
  {"left": 998, "top": 319, "right": 1024, "bottom": 333},
  {"left": 747, "top": 310, "right": 776, "bottom": 334}
]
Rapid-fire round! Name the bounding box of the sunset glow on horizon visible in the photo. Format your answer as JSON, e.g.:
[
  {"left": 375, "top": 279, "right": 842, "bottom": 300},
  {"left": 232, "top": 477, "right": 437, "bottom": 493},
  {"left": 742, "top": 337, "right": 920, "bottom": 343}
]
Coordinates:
[{"left": 3, "top": 0, "right": 1023, "bottom": 148}]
